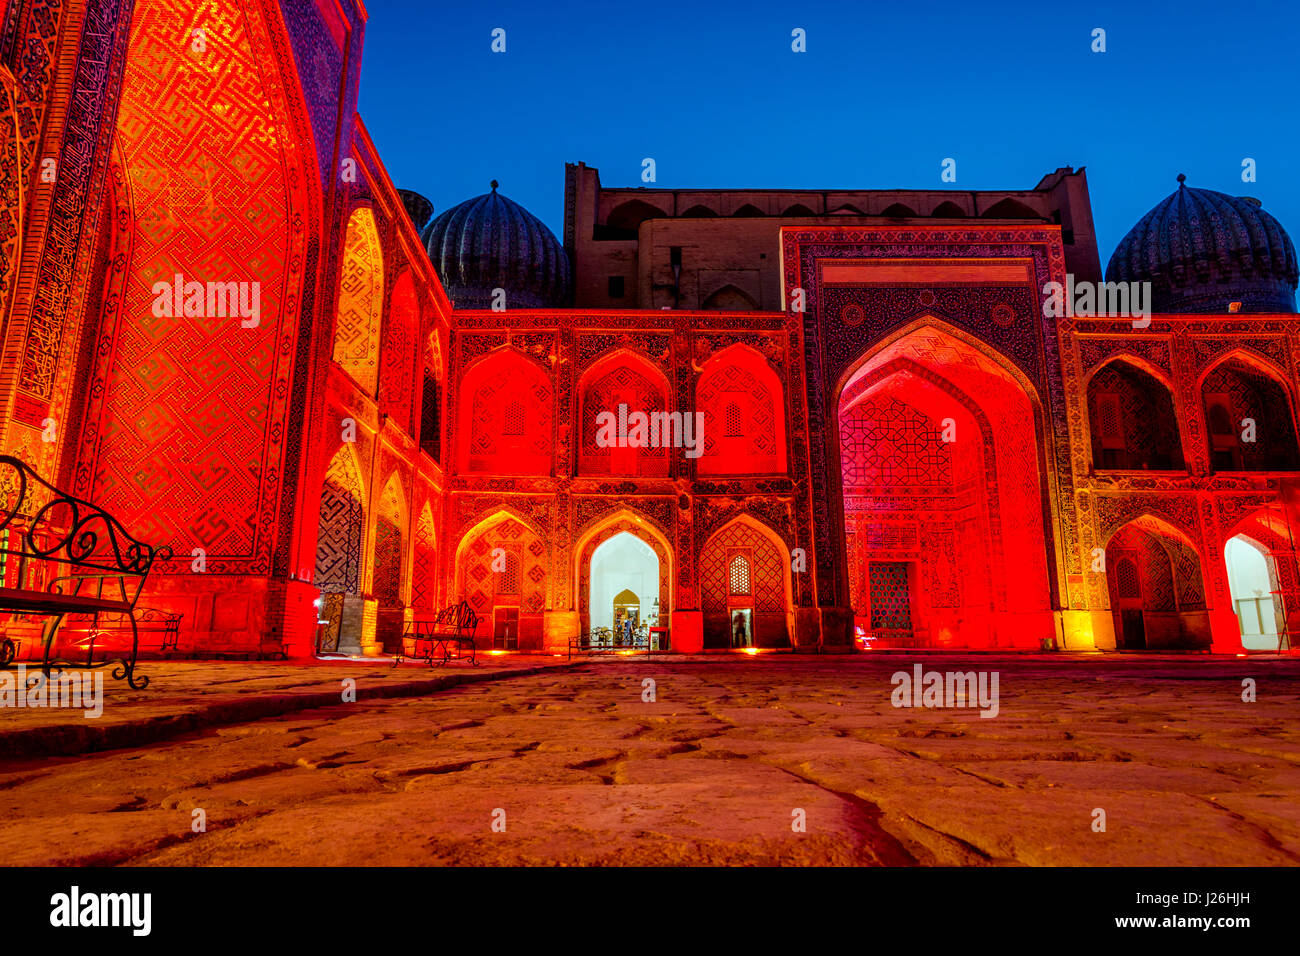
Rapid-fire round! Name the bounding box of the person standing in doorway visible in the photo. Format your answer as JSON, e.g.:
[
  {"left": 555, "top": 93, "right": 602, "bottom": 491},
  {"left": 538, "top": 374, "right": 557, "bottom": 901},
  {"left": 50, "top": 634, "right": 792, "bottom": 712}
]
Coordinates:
[{"left": 733, "top": 613, "right": 750, "bottom": 648}]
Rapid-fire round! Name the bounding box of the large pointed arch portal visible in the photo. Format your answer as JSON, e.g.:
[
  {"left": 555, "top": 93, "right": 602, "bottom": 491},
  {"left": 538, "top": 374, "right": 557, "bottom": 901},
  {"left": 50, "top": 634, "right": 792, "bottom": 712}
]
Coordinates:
[
  {"left": 835, "top": 325, "right": 1054, "bottom": 648},
  {"left": 782, "top": 224, "right": 1070, "bottom": 648}
]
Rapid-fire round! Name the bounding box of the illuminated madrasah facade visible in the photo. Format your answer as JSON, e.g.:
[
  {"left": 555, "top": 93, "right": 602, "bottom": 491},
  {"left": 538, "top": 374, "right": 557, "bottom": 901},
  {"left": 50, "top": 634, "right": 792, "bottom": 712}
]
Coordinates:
[{"left": 2, "top": 0, "right": 1297, "bottom": 660}]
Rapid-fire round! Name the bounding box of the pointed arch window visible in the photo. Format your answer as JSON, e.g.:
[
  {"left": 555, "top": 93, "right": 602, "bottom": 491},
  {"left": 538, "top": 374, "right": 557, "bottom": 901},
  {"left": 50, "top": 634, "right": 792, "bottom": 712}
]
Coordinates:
[
  {"left": 420, "top": 334, "right": 443, "bottom": 463},
  {"left": 1116, "top": 558, "right": 1141, "bottom": 599}
]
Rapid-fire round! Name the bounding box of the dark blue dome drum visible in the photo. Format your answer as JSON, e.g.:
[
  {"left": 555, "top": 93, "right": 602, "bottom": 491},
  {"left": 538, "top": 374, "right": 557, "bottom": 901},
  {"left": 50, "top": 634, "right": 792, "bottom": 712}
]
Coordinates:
[
  {"left": 1106, "top": 175, "right": 1298, "bottom": 314},
  {"left": 396, "top": 189, "right": 435, "bottom": 232},
  {"left": 422, "top": 181, "right": 571, "bottom": 309}
]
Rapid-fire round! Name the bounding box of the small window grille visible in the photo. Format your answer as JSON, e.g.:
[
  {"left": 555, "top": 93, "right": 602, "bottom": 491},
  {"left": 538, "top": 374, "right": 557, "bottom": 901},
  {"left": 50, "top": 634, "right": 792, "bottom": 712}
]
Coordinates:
[
  {"left": 497, "top": 552, "right": 520, "bottom": 595},
  {"left": 724, "top": 401, "right": 743, "bottom": 437},
  {"left": 502, "top": 401, "right": 525, "bottom": 436},
  {"left": 729, "top": 554, "right": 751, "bottom": 595},
  {"left": 1116, "top": 558, "right": 1141, "bottom": 599}
]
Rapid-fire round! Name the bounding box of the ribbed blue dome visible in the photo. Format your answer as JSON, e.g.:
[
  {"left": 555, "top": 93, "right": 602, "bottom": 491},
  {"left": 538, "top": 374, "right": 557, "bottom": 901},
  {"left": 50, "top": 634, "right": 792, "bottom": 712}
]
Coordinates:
[
  {"left": 421, "top": 182, "right": 570, "bottom": 309},
  {"left": 1106, "top": 176, "right": 1297, "bottom": 313}
]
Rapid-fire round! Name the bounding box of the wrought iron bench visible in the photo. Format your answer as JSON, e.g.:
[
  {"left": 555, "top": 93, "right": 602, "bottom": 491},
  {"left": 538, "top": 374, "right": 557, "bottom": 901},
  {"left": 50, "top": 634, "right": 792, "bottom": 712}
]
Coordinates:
[
  {"left": 0, "top": 454, "right": 172, "bottom": 689},
  {"left": 394, "top": 600, "right": 480, "bottom": 667}
]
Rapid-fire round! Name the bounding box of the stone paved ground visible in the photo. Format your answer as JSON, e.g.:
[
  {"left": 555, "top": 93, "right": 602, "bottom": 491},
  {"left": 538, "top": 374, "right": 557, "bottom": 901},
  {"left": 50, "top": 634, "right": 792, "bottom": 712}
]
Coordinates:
[
  {"left": 0, "top": 655, "right": 576, "bottom": 758},
  {"left": 1, "top": 654, "right": 1298, "bottom": 866}
]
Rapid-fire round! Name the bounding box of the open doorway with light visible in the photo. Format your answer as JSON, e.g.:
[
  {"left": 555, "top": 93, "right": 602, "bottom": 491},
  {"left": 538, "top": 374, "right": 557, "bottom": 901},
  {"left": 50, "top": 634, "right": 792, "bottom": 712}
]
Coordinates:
[
  {"left": 1224, "top": 535, "right": 1283, "bottom": 651},
  {"left": 589, "top": 533, "right": 659, "bottom": 646}
]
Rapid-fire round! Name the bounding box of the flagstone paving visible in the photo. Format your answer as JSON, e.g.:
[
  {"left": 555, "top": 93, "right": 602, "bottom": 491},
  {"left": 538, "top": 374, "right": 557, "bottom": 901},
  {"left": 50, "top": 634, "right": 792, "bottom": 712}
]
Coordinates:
[
  {"left": 1, "top": 654, "right": 1297, "bottom": 866},
  {"left": 0, "top": 656, "right": 577, "bottom": 758}
]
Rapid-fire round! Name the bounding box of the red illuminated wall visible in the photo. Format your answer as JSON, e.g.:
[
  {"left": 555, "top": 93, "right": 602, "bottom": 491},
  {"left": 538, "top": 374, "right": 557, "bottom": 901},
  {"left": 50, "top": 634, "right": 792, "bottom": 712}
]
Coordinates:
[
  {"left": 75, "top": 0, "right": 310, "bottom": 570},
  {"left": 21, "top": 0, "right": 455, "bottom": 657},
  {"left": 441, "top": 310, "right": 809, "bottom": 654},
  {"left": 1063, "top": 310, "right": 1300, "bottom": 653}
]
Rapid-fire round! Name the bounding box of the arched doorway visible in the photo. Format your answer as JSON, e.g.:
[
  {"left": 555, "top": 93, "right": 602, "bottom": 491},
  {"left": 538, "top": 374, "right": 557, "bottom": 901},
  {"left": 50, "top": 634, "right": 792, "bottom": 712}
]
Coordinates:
[
  {"left": 835, "top": 325, "right": 1053, "bottom": 648},
  {"left": 1224, "top": 535, "right": 1283, "bottom": 650},
  {"left": 612, "top": 588, "right": 643, "bottom": 643},
  {"left": 589, "top": 537, "right": 659, "bottom": 644},
  {"left": 456, "top": 512, "right": 548, "bottom": 651},
  {"left": 1111, "top": 555, "right": 1146, "bottom": 648},
  {"left": 1221, "top": 505, "right": 1300, "bottom": 652},
  {"left": 315, "top": 446, "right": 365, "bottom": 653},
  {"left": 577, "top": 516, "right": 671, "bottom": 644},
  {"left": 699, "top": 517, "right": 791, "bottom": 649},
  {"left": 1104, "top": 517, "right": 1210, "bottom": 650},
  {"left": 372, "top": 477, "right": 406, "bottom": 654}
]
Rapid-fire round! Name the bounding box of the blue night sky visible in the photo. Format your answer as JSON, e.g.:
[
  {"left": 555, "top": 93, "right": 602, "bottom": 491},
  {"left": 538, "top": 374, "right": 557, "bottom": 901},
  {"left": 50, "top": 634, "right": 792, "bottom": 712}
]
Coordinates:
[{"left": 358, "top": 0, "right": 1299, "bottom": 268}]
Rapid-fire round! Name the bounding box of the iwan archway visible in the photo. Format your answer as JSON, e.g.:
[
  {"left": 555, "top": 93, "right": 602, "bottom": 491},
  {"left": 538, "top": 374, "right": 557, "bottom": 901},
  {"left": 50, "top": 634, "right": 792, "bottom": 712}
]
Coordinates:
[
  {"left": 833, "top": 323, "right": 1055, "bottom": 649},
  {"left": 1102, "top": 515, "right": 1210, "bottom": 650},
  {"left": 699, "top": 515, "right": 793, "bottom": 649},
  {"left": 1221, "top": 505, "right": 1300, "bottom": 652},
  {"left": 589, "top": 539, "right": 658, "bottom": 643},
  {"left": 1224, "top": 535, "right": 1282, "bottom": 650},
  {"left": 454, "top": 510, "right": 549, "bottom": 651},
  {"left": 576, "top": 514, "right": 672, "bottom": 643}
]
